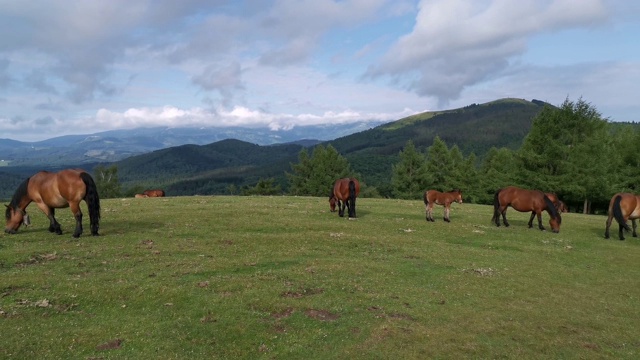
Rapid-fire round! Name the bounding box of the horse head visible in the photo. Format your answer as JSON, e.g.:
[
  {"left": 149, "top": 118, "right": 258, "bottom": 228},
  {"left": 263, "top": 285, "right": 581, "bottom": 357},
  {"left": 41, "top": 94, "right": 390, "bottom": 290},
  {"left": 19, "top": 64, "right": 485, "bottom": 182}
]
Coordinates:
[
  {"left": 543, "top": 195, "right": 562, "bottom": 233},
  {"left": 329, "top": 195, "right": 338, "bottom": 212},
  {"left": 4, "top": 205, "right": 26, "bottom": 234},
  {"left": 548, "top": 215, "right": 561, "bottom": 233},
  {"left": 454, "top": 189, "right": 463, "bottom": 204}
]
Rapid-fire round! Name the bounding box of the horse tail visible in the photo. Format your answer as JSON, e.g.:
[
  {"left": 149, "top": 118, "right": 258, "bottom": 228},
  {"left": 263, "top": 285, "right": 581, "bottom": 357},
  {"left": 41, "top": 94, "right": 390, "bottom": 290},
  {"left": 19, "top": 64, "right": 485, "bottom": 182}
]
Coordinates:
[
  {"left": 491, "top": 189, "right": 501, "bottom": 222},
  {"left": 349, "top": 179, "right": 357, "bottom": 202},
  {"left": 543, "top": 194, "right": 561, "bottom": 224},
  {"left": 80, "top": 172, "right": 101, "bottom": 235},
  {"left": 423, "top": 191, "right": 429, "bottom": 206},
  {"left": 612, "top": 195, "right": 630, "bottom": 231}
]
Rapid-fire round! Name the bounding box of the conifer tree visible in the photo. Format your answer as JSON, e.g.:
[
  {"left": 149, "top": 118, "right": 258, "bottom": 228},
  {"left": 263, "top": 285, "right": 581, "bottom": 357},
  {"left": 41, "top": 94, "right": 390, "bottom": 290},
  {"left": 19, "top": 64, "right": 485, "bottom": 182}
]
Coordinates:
[{"left": 391, "top": 140, "right": 429, "bottom": 199}]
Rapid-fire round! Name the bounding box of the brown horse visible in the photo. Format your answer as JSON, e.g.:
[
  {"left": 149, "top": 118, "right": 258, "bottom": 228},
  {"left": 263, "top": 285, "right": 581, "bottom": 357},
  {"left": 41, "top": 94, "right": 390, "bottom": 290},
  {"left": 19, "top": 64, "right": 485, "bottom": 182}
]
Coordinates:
[
  {"left": 424, "top": 189, "right": 462, "bottom": 222},
  {"left": 492, "top": 186, "right": 562, "bottom": 233},
  {"left": 544, "top": 193, "right": 568, "bottom": 213},
  {"left": 330, "top": 178, "right": 360, "bottom": 218},
  {"left": 143, "top": 189, "right": 165, "bottom": 197},
  {"left": 5, "top": 169, "right": 100, "bottom": 238},
  {"left": 604, "top": 193, "right": 640, "bottom": 240}
]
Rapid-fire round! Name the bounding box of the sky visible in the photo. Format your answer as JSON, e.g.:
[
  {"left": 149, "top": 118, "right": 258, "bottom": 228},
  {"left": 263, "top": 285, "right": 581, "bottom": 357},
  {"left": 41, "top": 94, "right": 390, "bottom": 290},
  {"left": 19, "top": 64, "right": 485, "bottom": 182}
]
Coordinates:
[{"left": 1, "top": 0, "right": 639, "bottom": 142}]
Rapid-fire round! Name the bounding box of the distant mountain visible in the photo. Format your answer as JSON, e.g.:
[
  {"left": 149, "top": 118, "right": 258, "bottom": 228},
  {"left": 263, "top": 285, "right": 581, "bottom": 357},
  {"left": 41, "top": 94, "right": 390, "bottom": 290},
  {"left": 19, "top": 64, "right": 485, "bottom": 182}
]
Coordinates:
[
  {"left": 109, "top": 98, "right": 550, "bottom": 196},
  {"left": 0, "top": 122, "right": 382, "bottom": 166}
]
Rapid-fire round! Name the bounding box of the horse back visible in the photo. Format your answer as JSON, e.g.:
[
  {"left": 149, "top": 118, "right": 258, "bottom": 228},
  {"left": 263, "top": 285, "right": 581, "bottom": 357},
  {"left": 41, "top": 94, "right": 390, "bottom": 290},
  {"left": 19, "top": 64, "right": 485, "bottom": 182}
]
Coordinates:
[
  {"left": 333, "top": 178, "right": 359, "bottom": 200},
  {"left": 610, "top": 193, "right": 640, "bottom": 219},
  {"left": 498, "top": 186, "right": 545, "bottom": 212}
]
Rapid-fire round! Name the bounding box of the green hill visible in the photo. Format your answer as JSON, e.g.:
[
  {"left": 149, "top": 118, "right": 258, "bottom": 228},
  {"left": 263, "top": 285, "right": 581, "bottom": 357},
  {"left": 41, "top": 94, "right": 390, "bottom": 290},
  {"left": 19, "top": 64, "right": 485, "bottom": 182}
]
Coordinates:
[{"left": 114, "top": 98, "right": 548, "bottom": 196}]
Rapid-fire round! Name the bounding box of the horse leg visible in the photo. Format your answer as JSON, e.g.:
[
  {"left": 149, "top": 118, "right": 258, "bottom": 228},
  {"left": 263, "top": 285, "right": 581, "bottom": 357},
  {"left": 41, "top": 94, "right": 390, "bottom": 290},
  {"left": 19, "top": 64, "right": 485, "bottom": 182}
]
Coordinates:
[
  {"left": 528, "top": 212, "right": 536, "bottom": 228},
  {"left": 618, "top": 222, "right": 626, "bottom": 241},
  {"left": 501, "top": 208, "right": 510, "bottom": 227},
  {"left": 70, "top": 202, "right": 83, "bottom": 238},
  {"left": 338, "top": 199, "right": 346, "bottom": 217},
  {"left": 426, "top": 203, "right": 434, "bottom": 222},
  {"left": 443, "top": 204, "right": 450, "bottom": 222},
  {"left": 536, "top": 212, "right": 545, "bottom": 231},
  {"left": 42, "top": 207, "right": 62, "bottom": 235},
  {"left": 632, "top": 219, "right": 637, "bottom": 237},
  {"left": 604, "top": 215, "right": 613, "bottom": 239}
]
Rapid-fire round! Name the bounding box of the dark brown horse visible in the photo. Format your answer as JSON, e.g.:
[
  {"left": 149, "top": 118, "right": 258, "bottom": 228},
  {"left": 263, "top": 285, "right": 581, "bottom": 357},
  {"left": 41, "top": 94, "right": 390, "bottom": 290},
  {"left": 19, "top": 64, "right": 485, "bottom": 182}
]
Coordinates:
[
  {"left": 424, "top": 189, "right": 462, "bottom": 222},
  {"left": 5, "top": 169, "right": 100, "bottom": 238},
  {"left": 604, "top": 193, "right": 640, "bottom": 240},
  {"left": 143, "top": 189, "right": 165, "bottom": 197},
  {"left": 544, "top": 193, "right": 568, "bottom": 213},
  {"left": 330, "top": 178, "right": 360, "bottom": 218},
  {"left": 492, "top": 186, "right": 562, "bottom": 233}
]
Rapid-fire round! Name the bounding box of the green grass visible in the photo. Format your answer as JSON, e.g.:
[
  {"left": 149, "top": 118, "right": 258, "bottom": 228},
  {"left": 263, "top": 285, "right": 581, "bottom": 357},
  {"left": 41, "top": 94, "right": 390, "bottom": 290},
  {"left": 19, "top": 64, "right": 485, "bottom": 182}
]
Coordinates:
[{"left": 1, "top": 196, "right": 639, "bottom": 359}]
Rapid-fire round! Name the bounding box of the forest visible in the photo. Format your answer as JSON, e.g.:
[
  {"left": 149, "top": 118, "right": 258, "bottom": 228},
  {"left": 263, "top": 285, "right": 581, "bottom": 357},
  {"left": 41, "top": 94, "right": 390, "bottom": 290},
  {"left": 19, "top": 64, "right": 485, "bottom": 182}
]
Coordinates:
[{"left": 0, "top": 97, "right": 637, "bottom": 214}]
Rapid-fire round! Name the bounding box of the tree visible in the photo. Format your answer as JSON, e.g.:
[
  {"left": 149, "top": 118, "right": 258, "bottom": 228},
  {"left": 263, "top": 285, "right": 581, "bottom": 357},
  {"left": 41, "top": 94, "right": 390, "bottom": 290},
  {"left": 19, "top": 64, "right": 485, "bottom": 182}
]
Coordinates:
[
  {"left": 287, "top": 145, "right": 355, "bottom": 197},
  {"left": 94, "top": 164, "right": 121, "bottom": 198},
  {"left": 518, "top": 97, "right": 613, "bottom": 213},
  {"left": 425, "top": 136, "right": 454, "bottom": 191},
  {"left": 391, "top": 140, "right": 429, "bottom": 199},
  {"left": 478, "top": 147, "right": 519, "bottom": 204}
]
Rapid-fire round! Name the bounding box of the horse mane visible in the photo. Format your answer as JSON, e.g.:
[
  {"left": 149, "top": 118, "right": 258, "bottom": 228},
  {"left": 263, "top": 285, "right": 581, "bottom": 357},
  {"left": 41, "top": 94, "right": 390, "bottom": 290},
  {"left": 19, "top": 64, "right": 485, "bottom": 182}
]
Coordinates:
[
  {"left": 6, "top": 177, "right": 30, "bottom": 220},
  {"left": 543, "top": 194, "right": 562, "bottom": 224}
]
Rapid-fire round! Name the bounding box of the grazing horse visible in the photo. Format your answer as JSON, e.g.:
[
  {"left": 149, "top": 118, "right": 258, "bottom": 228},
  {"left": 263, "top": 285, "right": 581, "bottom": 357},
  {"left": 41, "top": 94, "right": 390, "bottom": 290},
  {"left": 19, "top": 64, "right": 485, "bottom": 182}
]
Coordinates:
[
  {"left": 492, "top": 186, "right": 562, "bottom": 233},
  {"left": 331, "top": 178, "right": 360, "bottom": 218},
  {"left": 604, "top": 193, "right": 640, "bottom": 240},
  {"left": 5, "top": 169, "right": 100, "bottom": 238},
  {"left": 424, "top": 189, "right": 462, "bottom": 222},
  {"left": 143, "top": 189, "right": 165, "bottom": 197}
]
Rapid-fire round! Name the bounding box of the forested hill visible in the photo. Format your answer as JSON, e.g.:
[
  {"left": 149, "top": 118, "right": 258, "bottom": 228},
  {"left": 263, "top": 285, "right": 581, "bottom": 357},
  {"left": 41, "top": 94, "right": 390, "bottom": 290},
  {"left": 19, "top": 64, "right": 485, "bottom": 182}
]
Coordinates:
[
  {"left": 330, "top": 98, "right": 549, "bottom": 186},
  {"left": 106, "top": 98, "right": 549, "bottom": 196}
]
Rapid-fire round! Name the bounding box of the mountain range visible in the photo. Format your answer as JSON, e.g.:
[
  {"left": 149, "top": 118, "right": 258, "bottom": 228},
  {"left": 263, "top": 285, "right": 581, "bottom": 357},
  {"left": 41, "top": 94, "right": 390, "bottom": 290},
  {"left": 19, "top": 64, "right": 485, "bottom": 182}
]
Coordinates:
[
  {"left": 0, "top": 98, "right": 558, "bottom": 199},
  {"left": 0, "top": 122, "right": 382, "bottom": 166}
]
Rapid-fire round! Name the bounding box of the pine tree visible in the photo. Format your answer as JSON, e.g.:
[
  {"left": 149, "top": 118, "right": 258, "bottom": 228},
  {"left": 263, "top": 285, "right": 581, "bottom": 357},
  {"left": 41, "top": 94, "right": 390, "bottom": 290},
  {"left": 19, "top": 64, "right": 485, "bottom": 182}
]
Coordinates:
[
  {"left": 391, "top": 140, "right": 429, "bottom": 199},
  {"left": 287, "top": 145, "right": 355, "bottom": 197}
]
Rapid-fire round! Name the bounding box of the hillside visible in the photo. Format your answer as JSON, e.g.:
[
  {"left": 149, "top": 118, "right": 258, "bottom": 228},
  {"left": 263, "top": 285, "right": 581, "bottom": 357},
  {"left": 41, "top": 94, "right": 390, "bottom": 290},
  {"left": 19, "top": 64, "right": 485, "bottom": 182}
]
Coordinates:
[
  {"left": 111, "top": 98, "right": 548, "bottom": 196},
  {"left": 330, "top": 98, "right": 548, "bottom": 186},
  {"left": 116, "top": 139, "right": 304, "bottom": 195}
]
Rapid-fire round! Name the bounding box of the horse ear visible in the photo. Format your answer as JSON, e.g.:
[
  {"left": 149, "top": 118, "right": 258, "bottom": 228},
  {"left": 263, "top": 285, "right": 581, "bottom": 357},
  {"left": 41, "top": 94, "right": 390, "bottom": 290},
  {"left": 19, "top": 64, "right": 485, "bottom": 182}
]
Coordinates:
[{"left": 5, "top": 204, "right": 11, "bottom": 210}]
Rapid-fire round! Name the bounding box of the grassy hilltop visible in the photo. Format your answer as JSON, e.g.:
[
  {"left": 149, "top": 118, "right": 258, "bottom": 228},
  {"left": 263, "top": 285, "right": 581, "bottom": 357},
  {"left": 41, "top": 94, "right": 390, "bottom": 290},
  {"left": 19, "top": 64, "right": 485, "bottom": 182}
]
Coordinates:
[{"left": 1, "top": 195, "right": 639, "bottom": 359}]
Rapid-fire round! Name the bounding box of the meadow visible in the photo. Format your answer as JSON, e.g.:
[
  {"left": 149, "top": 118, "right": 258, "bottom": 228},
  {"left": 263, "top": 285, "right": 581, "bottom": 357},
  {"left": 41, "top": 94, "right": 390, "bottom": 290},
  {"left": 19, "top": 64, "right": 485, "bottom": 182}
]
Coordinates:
[{"left": 1, "top": 195, "right": 639, "bottom": 359}]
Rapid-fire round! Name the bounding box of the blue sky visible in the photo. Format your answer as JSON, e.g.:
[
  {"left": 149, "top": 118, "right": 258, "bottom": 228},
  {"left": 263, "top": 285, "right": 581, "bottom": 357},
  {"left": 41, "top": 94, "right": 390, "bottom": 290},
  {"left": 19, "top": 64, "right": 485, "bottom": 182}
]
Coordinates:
[{"left": 1, "top": 0, "right": 638, "bottom": 141}]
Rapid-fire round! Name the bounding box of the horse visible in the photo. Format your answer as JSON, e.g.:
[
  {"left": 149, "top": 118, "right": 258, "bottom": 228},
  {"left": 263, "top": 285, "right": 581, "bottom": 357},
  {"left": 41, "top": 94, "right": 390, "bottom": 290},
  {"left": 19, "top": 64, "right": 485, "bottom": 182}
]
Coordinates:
[
  {"left": 5, "top": 169, "right": 101, "bottom": 238},
  {"left": 543, "top": 193, "right": 568, "bottom": 213},
  {"left": 557, "top": 200, "right": 569, "bottom": 213},
  {"left": 424, "top": 189, "right": 462, "bottom": 222},
  {"left": 604, "top": 193, "right": 640, "bottom": 240},
  {"left": 331, "top": 178, "right": 360, "bottom": 218},
  {"left": 143, "top": 189, "right": 165, "bottom": 197},
  {"left": 492, "top": 186, "right": 562, "bottom": 233}
]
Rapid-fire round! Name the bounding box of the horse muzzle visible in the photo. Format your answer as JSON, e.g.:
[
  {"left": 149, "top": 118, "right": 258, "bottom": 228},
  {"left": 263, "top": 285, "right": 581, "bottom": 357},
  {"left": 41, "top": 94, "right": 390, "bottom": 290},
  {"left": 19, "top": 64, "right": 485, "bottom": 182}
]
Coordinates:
[{"left": 4, "top": 228, "right": 17, "bottom": 234}]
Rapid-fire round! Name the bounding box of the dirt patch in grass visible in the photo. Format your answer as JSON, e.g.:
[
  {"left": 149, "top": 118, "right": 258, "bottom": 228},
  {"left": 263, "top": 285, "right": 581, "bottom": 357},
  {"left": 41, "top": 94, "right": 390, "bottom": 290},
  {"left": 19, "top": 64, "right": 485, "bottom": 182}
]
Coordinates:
[
  {"left": 305, "top": 309, "right": 339, "bottom": 321},
  {"left": 16, "top": 252, "right": 58, "bottom": 267},
  {"left": 96, "top": 338, "right": 123, "bottom": 351},
  {"left": 271, "top": 307, "right": 294, "bottom": 319},
  {"left": 281, "top": 288, "right": 324, "bottom": 298}
]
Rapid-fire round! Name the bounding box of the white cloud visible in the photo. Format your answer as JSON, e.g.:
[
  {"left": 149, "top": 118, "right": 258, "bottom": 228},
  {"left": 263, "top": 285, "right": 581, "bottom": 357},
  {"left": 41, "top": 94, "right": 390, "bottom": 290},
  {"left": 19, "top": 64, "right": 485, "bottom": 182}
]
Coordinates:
[{"left": 367, "top": 0, "right": 609, "bottom": 106}]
